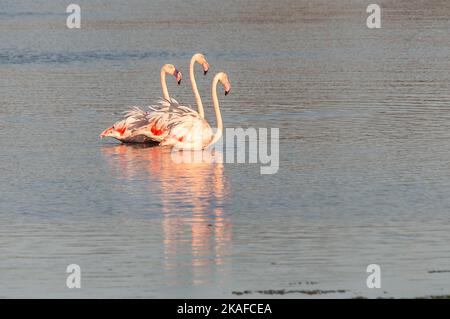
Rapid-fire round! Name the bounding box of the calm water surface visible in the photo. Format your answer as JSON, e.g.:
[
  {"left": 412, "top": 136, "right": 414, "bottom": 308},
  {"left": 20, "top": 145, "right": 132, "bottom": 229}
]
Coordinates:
[{"left": 1, "top": 0, "right": 450, "bottom": 298}]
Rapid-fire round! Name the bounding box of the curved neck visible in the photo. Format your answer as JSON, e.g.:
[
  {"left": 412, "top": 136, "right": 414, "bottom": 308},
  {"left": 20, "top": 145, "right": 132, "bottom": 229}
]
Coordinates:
[
  {"left": 209, "top": 74, "right": 223, "bottom": 146},
  {"left": 160, "top": 68, "right": 170, "bottom": 100},
  {"left": 190, "top": 57, "right": 205, "bottom": 118}
]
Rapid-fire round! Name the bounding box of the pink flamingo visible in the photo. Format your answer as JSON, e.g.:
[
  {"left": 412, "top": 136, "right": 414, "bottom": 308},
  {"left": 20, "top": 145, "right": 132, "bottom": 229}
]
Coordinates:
[
  {"left": 160, "top": 72, "right": 231, "bottom": 150},
  {"left": 128, "top": 53, "right": 210, "bottom": 142},
  {"left": 99, "top": 63, "right": 182, "bottom": 142},
  {"left": 100, "top": 54, "right": 210, "bottom": 143}
]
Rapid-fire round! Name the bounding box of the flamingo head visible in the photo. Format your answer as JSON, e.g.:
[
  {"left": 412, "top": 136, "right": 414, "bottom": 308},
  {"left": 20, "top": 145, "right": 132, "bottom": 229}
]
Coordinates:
[
  {"left": 100, "top": 126, "right": 127, "bottom": 139},
  {"left": 163, "top": 64, "right": 183, "bottom": 85},
  {"left": 218, "top": 72, "right": 231, "bottom": 96},
  {"left": 193, "top": 53, "right": 210, "bottom": 75}
]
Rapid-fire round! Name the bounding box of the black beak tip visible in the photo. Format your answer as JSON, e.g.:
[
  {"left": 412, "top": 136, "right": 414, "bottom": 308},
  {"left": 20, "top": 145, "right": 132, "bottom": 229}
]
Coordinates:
[
  {"left": 204, "top": 70, "right": 208, "bottom": 76},
  {"left": 225, "top": 90, "right": 229, "bottom": 96},
  {"left": 178, "top": 80, "right": 181, "bottom": 85}
]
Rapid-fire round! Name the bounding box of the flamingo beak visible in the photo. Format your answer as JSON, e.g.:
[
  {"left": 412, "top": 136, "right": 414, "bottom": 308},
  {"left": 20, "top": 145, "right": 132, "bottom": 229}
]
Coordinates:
[
  {"left": 224, "top": 82, "right": 231, "bottom": 96},
  {"left": 203, "top": 61, "right": 210, "bottom": 75},
  {"left": 175, "top": 70, "right": 182, "bottom": 85}
]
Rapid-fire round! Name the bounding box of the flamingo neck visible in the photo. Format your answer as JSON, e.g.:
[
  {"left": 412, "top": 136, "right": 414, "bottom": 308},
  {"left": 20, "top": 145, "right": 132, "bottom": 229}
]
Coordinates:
[
  {"left": 209, "top": 74, "right": 223, "bottom": 146},
  {"left": 190, "top": 56, "right": 205, "bottom": 118},
  {"left": 160, "top": 68, "right": 170, "bottom": 101}
]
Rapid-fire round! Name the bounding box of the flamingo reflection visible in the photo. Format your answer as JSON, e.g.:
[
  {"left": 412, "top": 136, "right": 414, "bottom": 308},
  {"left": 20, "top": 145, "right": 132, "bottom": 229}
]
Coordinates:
[{"left": 101, "top": 144, "right": 232, "bottom": 285}]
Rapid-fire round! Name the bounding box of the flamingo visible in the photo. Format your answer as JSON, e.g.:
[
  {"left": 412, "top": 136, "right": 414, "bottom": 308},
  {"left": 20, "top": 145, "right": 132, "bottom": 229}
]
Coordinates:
[
  {"left": 160, "top": 72, "right": 231, "bottom": 150},
  {"left": 127, "top": 53, "right": 211, "bottom": 142},
  {"left": 99, "top": 63, "right": 182, "bottom": 142},
  {"left": 100, "top": 53, "right": 210, "bottom": 143}
]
